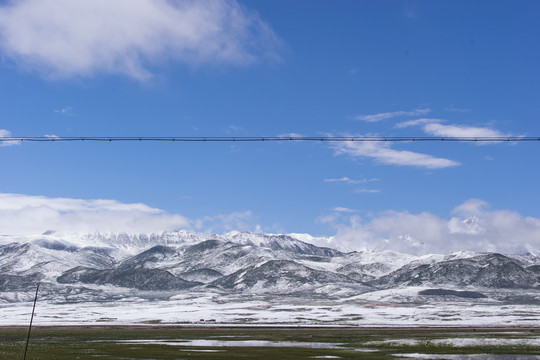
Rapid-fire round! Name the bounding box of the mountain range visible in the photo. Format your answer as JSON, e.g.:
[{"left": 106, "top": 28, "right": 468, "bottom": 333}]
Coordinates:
[{"left": 1, "top": 230, "right": 539, "bottom": 304}]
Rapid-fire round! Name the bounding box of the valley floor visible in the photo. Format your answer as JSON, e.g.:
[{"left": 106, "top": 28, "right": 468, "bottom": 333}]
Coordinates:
[
  {"left": 1, "top": 326, "right": 539, "bottom": 359},
  {"left": 1, "top": 291, "right": 539, "bottom": 328}
]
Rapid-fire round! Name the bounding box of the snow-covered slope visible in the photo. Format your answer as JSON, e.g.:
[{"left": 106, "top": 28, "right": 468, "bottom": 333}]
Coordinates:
[
  {"left": 0, "top": 230, "right": 201, "bottom": 255},
  {"left": 1, "top": 230, "right": 539, "bottom": 305}
]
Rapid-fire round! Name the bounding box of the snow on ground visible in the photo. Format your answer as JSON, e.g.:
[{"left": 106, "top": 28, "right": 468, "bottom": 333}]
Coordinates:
[
  {"left": 1, "top": 292, "right": 539, "bottom": 327},
  {"left": 115, "top": 339, "right": 343, "bottom": 348},
  {"left": 368, "top": 338, "right": 540, "bottom": 347}
]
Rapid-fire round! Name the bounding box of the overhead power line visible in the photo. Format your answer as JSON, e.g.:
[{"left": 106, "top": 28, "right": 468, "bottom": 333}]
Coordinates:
[{"left": 0, "top": 136, "right": 538, "bottom": 143}]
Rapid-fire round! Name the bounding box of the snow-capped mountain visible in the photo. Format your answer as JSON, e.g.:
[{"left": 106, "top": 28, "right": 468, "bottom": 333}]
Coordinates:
[
  {"left": 462, "top": 215, "right": 486, "bottom": 234},
  {"left": 1, "top": 230, "right": 539, "bottom": 305}
]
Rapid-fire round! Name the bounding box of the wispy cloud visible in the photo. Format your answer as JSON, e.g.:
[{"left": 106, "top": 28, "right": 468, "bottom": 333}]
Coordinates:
[
  {"left": 327, "top": 199, "right": 540, "bottom": 255},
  {"left": 395, "top": 118, "right": 442, "bottom": 128},
  {"left": 333, "top": 207, "right": 357, "bottom": 213},
  {"left": 316, "top": 213, "right": 340, "bottom": 225},
  {"left": 0, "top": 0, "right": 281, "bottom": 80},
  {"left": 354, "top": 189, "right": 381, "bottom": 194},
  {"left": 355, "top": 108, "right": 431, "bottom": 122},
  {"left": 54, "top": 106, "right": 74, "bottom": 115},
  {"left": 277, "top": 133, "right": 304, "bottom": 139},
  {"left": 451, "top": 198, "right": 490, "bottom": 217},
  {"left": 424, "top": 123, "right": 508, "bottom": 138},
  {"left": 324, "top": 177, "right": 379, "bottom": 185},
  {"left": 331, "top": 138, "right": 460, "bottom": 169},
  {"left": 397, "top": 118, "right": 510, "bottom": 138},
  {"left": 0, "top": 129, "right": 19, "bottom": 147}
]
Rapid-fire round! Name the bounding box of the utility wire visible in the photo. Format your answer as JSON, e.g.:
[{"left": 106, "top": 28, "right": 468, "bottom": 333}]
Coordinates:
[{"left": 0, "top": 136, "right": 538, "bottom": 143}]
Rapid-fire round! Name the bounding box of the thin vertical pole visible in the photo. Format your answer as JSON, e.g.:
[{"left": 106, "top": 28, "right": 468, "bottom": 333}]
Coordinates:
[{"left": 23, "top": 283, "right": 39, "bottom": 360}]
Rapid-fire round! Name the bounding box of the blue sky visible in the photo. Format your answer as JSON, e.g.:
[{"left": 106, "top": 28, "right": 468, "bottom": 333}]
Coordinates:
[{"left": 0, "top": 0, "right": 539, "bottom": 254}]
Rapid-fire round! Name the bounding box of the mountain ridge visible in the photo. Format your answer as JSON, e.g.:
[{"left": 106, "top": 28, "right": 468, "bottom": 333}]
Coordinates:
[{"left": 1, "top": 230, "right": 539, "bottom": 305}]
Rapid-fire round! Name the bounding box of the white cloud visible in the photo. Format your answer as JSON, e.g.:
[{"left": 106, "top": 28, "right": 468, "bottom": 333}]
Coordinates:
[
  {"left": 451, "top": 198, "right": 490, "bottom": 217},
  {"left": 0, "top": 193, "right": 191, "bottom": 235},
  {"left": 397, "top": 118, "right": 509, "bottom": 138},
  {"left": 327, "top": 200, "right": 540, "bottom": 255},
  {"left": 355, "top": 108, "right": 431, "bottom": 122},
  {"left": 0, "top": 129, "right": 11, "bottom": 138},
  {"left": 395, "top": 118, "right": 443, "bottom": 128},
  {"left": 354, "top": 189, "right": 381, "bottom": 194},
  {"left": 424, "top": 123, "right": 507, "bottom": 138},
  {"left": 333, "top": 207, "right": 357, "bottom": 213},
  {"left": 277, "top": 133, "right": 304, "bottom": 139},
  {"left": 0, "top": 0, "right": 280, "bottom": 80},
  {"left": 0, "top": 193, "right": 266, "bottom": 236},
  {"left": 54, "top": 106, "right": 73, "bottom": 115},
  {"left": 324, "top": 177, "right": 379, "bottom": 185},
  {"left": 0, "top": 129, "right": 19, "bottom": 147},
  {"left": 332, "top": 138, "right": 460, "bottom": 169},
  {"left": 316, "top": 213, "right": 340, "bottom": 225}
]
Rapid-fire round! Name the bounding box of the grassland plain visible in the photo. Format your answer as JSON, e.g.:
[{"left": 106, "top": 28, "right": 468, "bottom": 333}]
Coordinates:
[{"left": 1, "top": 326, "right": 540, "bottom": 360}]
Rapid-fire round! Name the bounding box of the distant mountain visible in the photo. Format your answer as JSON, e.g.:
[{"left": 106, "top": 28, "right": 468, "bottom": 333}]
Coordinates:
[
  {"left": 57, "top": 266, "right": 201, "bottom": 291},
  {"left": 209, "top": 259, "right": 371, "bottom": 296},
  {"left": 0, "top": 230, "right": 539, "bottom": 304},
  {"left": 371, "top": 253, "right": 539, "bottom": 289}
]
